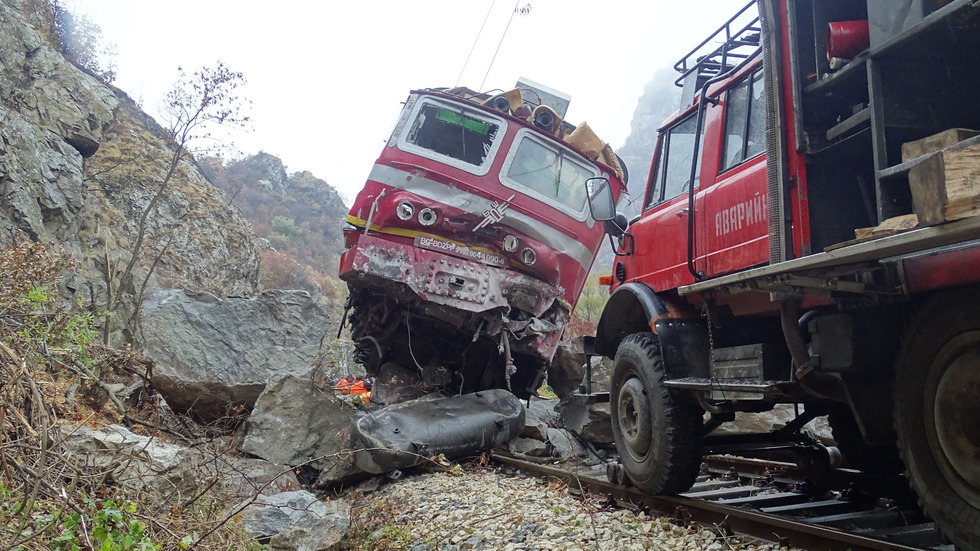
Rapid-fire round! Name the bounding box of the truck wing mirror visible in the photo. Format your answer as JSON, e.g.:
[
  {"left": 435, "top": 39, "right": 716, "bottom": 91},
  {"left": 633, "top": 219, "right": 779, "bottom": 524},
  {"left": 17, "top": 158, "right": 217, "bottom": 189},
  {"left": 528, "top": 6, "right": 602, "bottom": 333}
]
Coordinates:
[
  {"left": 604, "top": 214, "right": 628, "bottom": 237},
  {"left": 588, "top": 177, "right": 628, "bottom": 238},
  {"left": 586, "top": 177, "right": 616, "bottom": 221}
]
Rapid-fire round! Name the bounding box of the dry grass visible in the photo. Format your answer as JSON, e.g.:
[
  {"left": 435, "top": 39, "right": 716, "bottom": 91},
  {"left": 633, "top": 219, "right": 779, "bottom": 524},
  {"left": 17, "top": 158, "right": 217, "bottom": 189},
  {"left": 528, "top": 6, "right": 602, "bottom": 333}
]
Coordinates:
[{"left": 0, "top": 236, "right": 264, "bottom": 550}]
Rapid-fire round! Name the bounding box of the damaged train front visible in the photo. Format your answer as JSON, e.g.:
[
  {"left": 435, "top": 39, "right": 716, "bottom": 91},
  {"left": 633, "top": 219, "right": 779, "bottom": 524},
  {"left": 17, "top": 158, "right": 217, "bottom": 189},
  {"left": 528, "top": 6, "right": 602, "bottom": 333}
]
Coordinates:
[{"left": 339, "top": 82, "right": 626, "bottom": 407}]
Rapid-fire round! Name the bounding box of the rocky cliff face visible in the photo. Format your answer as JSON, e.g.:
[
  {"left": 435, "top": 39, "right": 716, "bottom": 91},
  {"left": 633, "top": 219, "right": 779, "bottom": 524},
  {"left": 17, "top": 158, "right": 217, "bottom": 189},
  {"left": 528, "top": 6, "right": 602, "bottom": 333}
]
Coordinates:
[
  {"left": 209, "top": 152, "right": 349, "bottom": 275},
  {"left": 615, "top": 67, "right": 682, "bottom": 218},
  {"left": 0, "top": 0, "right": 259, "bottom": 342},
  {"left": 82, "top": 92, "right": 261, "bottom": 296},
  {"left": 0, "top": 0, "right": 117, "bottom": 244}
]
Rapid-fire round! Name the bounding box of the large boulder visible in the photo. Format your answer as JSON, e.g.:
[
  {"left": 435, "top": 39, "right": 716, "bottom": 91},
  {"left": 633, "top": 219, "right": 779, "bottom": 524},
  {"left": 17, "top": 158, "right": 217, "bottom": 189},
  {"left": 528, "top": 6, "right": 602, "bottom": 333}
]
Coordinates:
[
  {"left": 140, "top": 289, "right": 331, "bottom": 420},
  {"left": 239, "top": 375, "right": 362, "bottom": 472},
  {"left": 57, "top": 424, "right": 298, "bottom": 504}
]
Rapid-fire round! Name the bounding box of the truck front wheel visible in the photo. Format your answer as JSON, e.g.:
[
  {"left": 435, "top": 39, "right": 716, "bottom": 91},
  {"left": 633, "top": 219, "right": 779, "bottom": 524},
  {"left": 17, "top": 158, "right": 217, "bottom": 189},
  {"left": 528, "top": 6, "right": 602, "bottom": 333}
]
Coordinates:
[
  {"left": 610, "top": 332, "right": 703, "bottom": 494},
  {"left": 895, "top": 289, "right": 980, "bottom": 550}
]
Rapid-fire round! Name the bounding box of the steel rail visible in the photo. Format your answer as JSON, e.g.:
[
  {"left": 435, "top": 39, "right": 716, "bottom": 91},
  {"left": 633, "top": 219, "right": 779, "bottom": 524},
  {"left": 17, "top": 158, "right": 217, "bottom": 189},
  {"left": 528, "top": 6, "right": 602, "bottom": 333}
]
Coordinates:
[{"left": 491, "top": 452, "right": 926, "bottom": 551}]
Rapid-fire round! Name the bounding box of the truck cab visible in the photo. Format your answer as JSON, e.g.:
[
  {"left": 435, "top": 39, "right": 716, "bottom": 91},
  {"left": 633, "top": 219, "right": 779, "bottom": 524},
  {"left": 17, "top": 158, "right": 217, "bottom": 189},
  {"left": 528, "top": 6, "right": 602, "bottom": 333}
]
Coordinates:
[{"left": 587, "top": 2, "right": 980, "bottom": 548}]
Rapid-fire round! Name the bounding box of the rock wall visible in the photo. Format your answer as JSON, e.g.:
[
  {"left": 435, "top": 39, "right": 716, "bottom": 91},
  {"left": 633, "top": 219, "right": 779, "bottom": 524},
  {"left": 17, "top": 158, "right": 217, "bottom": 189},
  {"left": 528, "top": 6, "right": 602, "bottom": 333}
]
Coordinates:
[
  {"left": 0, "top": 0, "right": 260, "bottom": 343},
  {"left": 0, "top": 0, "right": 117, "bottom": 244}
]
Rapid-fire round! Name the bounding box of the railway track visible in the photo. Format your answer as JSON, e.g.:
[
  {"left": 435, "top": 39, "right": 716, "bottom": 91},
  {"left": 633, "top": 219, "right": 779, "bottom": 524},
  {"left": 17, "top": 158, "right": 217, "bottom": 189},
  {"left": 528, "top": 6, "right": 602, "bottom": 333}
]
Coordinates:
[{"left": 491, "top": 451, "right": 953, "bottom": 551}]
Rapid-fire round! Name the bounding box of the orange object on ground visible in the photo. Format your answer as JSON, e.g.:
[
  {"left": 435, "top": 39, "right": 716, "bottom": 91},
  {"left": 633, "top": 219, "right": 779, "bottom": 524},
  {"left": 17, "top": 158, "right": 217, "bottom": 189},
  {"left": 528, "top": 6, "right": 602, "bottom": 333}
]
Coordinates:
[{"left": 334, "top": 377, "right": 371, "bottom": 402}]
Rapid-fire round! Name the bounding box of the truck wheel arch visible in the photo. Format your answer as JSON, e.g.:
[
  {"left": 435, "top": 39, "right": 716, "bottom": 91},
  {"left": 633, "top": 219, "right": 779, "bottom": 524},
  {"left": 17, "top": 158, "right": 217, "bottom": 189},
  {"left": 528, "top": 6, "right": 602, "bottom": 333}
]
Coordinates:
[{"left": 594, "top": 283, "right": 669, "bottom": 358}]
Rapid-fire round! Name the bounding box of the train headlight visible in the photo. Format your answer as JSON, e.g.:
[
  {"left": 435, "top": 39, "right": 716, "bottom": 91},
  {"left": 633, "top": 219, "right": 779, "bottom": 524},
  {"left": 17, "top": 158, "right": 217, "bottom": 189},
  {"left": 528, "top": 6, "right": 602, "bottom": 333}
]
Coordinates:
[
  {"left": 418, "top": 208, "right": 438, "bottom": 226},
  {"left": 395, "top": 202, "right": 415, "bottom": 221},
  {"left": 502, "top": 235, "right": 519, "bottom": 252},
  {"left": 521, "top": 248, "right": 537, "bottom": 266}
]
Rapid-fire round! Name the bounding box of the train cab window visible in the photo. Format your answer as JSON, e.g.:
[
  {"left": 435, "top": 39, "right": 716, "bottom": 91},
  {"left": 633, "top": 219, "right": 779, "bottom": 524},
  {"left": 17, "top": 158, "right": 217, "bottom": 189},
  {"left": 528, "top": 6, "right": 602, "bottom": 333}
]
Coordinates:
[
  {"left": 645, "top": 114, "right": 704, "bottom": 208},
  {"left": 721, "top": 69, "right": 765, "bottom": 171},
  {"left": 403, "top": 101, "right": 501, "bottom": 171},
  {"left": 502, "top": 131, "right": 594, "bottom": 213},
  {"left": 505, "top": 136, "right": 592, "bottom": 210}
]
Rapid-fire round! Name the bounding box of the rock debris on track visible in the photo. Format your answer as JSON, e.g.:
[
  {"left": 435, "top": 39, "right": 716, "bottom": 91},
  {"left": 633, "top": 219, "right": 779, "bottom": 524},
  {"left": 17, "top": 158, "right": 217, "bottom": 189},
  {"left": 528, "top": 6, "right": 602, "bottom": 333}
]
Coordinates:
[{"left": 348, "top": 466, "right": 800, "bottom": 551}]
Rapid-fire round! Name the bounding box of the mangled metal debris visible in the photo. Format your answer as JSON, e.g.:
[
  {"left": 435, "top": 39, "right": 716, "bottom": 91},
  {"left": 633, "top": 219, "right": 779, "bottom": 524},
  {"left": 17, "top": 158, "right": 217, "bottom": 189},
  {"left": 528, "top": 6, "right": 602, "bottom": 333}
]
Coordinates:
[{"left": 353, "top": 389, "right": 525, "bottom": 474}]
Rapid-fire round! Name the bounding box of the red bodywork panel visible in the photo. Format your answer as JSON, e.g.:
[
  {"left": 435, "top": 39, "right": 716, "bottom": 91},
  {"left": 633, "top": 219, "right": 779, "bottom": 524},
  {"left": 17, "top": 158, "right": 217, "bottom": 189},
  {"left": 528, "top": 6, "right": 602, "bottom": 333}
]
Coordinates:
[
  {"left": 901, "top": 242, "right": 980, "bottom": 294},
  {"left": 614, "top": 59, "right": 785, "bottom": 298},
  {"left": 611, "top": 1, "right": 812, "bottom": 304}
]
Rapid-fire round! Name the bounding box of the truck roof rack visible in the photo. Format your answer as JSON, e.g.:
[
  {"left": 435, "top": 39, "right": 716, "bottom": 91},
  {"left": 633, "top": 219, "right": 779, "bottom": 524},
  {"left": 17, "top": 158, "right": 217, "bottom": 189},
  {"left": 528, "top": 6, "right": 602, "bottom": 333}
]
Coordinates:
[{"left": 674, "top": 1, "right": 761, "bottom": 98}]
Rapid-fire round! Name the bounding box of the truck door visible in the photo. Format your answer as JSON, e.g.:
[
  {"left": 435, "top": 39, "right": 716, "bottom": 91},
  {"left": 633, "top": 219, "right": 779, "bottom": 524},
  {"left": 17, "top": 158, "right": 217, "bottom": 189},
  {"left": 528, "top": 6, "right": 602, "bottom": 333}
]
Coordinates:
[
  {"left": 700, "top": 67, "right": 769, "bottom": 277},
  {"left": 628, "top": 112, "right": 705, "bottom": 291}
]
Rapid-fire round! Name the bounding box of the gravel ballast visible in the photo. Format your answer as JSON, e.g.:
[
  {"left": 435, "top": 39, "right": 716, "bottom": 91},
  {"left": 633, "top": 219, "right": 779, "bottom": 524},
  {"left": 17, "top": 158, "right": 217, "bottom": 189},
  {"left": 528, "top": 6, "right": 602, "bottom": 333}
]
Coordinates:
[{"left": 346, "top": 465, "right": 797, "bottom": 550}]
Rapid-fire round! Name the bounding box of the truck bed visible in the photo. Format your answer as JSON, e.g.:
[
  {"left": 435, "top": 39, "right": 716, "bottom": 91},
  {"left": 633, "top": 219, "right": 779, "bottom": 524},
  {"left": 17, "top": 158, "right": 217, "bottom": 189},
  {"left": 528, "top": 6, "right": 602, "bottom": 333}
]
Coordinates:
[{"left": 679, "top": 215, "right": 980, "bottom": 297}]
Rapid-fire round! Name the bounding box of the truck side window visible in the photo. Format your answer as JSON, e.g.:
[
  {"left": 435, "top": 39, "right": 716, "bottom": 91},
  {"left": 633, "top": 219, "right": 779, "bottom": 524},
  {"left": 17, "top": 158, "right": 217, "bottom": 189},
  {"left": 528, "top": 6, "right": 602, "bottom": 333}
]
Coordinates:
[
  {"left": 721, "top": 69, "right": 766, "bottom": 171},
  {"left": 646, "top": 114, "right": 704, "bottom": 208}
]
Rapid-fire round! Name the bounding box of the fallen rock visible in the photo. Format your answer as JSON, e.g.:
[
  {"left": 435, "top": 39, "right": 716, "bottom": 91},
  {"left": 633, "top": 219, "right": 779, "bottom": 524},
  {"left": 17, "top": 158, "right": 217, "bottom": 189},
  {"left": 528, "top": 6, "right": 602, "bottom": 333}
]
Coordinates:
[
  {"left": 547, "top": 339, "right": 587, "bottom": 398},
  {"left": 240, "top": 490, "right": 349, "bottom": 550},
  {"left": 240, "top": 375, "right": 362, "bottom": 471},
  {"left": 140, "top": 289, "right": 330, "bottom": 420},
  {"left": 507, "top": 437, "right": 550, "bottom": 457},
  {"left": 522, "top": 398, "right": 557, "bottom": 441},
  {"left": 559, "top": 400, "right": 614, "bottom": 446},
  {"left": 57, "top": 424, "right": 297, "bottom": 504},
  {"left": 370, "top": 362, "right": 427, "bottom": 405},
  {"left": 312, "top": 452, "right": 366, "bottom": 490},
  {"left": 546, "top": 427, "right": 588, "bottom": 461},
  {"left": 710, "top": 404, "right": 833, "bottom": 442},
  {"left": 270, "top": 504, "right": 349, "bottom": 551}
]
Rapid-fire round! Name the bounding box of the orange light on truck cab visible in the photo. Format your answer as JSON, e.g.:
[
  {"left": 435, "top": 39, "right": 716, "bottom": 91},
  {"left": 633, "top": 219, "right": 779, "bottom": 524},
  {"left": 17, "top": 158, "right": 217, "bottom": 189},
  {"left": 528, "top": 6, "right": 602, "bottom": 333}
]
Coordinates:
[{"left": 598, "top": 275, "right": 612, "bottom": 286}]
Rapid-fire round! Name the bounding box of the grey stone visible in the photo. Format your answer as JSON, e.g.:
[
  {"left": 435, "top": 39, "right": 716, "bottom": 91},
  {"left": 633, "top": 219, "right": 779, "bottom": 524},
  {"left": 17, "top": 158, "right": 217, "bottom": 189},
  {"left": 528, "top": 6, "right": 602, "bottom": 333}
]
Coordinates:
[
  {"left": 241, "top": 490, "right": 349, "bottom": 550},
  {"left": 508, "top": 437, "right": 550, "bottom": 457},
  {"left": 371, "top": 362, "right": 427, "bottom": 405},
  {"left": 240, "top": 375, "right": 362, "bottom": 471},
  {"left": 546, "top": 427, "right": 588, "bottom": 460},
  {"left": 547, "top": 338, "right": 586, "bottom": 399},
  {"left": 313, "top": 452, "right": 366, "bottom": 490},
  {"left": 560, "top": 401, "right": 614, "bottom": 446},
  {"left": 56, "top": 424, "right": 298, "bottom": 504},
  {"left": 522, "top": 398, "right": 557, "bottom": 441},
  {"left": 140, "top": 290, "right": 331, "bottom": 419},
  {"left": 269, "top": 501, "right": 350, "bottom": 551},
  {"left": 709, "top": 404, "right": 832, "bottom": 442}
]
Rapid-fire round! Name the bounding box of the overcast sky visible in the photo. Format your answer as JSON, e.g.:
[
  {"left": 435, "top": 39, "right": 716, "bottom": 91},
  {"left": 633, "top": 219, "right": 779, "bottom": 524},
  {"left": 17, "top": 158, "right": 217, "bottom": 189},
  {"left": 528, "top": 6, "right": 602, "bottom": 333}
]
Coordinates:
[{"left": 71, "top": 0, "right": 740, "bottom": 204}]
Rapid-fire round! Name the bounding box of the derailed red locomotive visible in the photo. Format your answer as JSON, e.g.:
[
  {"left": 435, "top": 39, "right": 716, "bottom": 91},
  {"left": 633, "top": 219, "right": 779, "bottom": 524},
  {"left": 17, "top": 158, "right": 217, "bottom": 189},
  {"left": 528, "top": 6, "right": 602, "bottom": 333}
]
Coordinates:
[{"left": 339, "top": 81, "right": 625, "bottom": 401}]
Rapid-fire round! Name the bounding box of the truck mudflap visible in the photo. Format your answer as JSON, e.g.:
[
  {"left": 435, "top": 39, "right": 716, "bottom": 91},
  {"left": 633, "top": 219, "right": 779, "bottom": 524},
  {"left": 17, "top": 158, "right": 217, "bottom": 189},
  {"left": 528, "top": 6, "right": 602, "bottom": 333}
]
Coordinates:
[{"left": 353, "top": 389, "right": 526, "bottom": 474}]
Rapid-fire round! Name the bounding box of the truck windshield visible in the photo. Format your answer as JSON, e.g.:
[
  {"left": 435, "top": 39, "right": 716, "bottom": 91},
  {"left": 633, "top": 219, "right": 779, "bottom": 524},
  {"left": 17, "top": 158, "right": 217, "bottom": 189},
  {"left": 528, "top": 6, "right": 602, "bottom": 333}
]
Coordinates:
[
  {"left": 405, "top": 103, "right": 499, "bottom": 168},
  {"left": 504, "top": 135, "right": 592, "bottom": 211}
]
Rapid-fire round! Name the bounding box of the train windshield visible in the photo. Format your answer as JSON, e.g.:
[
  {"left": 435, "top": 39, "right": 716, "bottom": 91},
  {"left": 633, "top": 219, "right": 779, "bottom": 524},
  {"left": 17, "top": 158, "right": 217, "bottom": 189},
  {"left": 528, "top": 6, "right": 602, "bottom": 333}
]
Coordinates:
[
  {"left": 402, "top": 100, "right": 501, "bottom": 173},
  {"left": 503, "top": 131, "right": 594, "bottom": 214}
]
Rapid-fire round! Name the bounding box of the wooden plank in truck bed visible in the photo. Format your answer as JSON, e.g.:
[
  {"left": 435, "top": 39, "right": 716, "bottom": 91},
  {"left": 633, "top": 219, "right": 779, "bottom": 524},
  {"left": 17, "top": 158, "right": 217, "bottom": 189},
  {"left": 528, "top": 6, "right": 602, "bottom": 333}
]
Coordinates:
[{"left": 678, "top": 215, "right": 980, "bottom": 296}]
